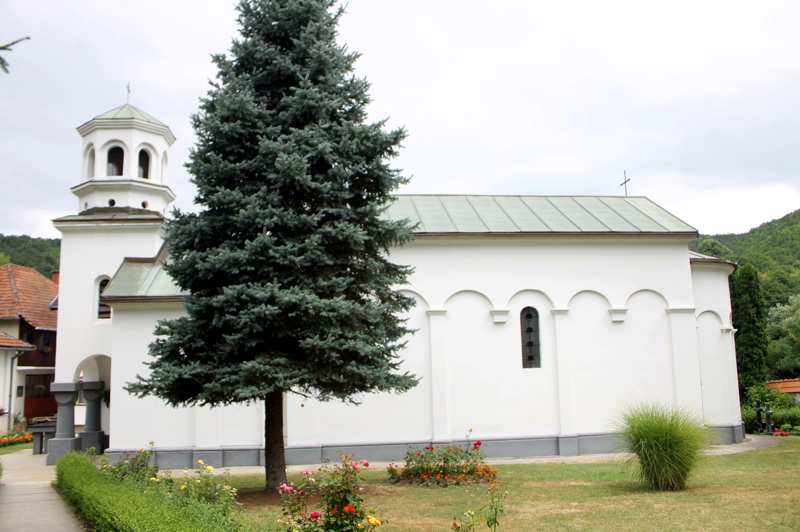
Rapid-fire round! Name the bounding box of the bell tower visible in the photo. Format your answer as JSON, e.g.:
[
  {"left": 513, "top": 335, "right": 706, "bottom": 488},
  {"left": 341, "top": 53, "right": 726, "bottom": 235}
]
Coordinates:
[
  {"left": 72, "top": 103, "right": 176, "bottom": 216},
  {"left": 49, "top": 103, "right": 178, "bottom": 465}
]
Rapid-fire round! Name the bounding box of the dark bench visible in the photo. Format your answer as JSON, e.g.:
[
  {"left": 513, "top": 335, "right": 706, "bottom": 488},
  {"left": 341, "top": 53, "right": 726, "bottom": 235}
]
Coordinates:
[{"left": 29, "top": 422, "right": 57, "bottom": 454}]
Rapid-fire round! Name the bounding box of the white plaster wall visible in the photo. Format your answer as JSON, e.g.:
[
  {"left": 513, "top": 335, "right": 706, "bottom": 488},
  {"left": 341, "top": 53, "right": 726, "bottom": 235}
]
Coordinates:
[
  {"left": 286, "top": 291, "right": 433, "bottom": 447},
  {"left": 691, "top": 262, "right": 735, "bottom": 327},
  {"left": 697, "top": 311, "right": 735, "bottom": 424},
  {"left": 691, "top": 261, "right": 740, "bottom": 425},
  {"left": 78, "top": 233, "right": 741, "bottom": 453},
  {"left": 54, "top": 223, "right": 166, "bottom": 384},
  {"left": 387, "top": 237, "right": 697, "bottom": 311}
]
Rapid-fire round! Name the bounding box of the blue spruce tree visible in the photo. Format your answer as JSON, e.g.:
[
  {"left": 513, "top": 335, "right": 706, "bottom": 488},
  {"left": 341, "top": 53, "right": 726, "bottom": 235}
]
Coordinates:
[{"left": 128, "top": 0, "right": 417, "bottom": 490}]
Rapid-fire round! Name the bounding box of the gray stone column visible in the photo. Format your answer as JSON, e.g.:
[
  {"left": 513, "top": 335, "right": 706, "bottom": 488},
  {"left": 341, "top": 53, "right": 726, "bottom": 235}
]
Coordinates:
[
  {"left": 79, "top": 381, "right": 106, "bottom": 454},
  {"left": 47, "top": 382, "right": 82, "bottom": 465}
]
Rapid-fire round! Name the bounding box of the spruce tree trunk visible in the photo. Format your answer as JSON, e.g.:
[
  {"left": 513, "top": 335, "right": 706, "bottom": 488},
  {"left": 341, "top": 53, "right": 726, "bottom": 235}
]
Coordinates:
[{"left": 263, "top": 390, "right": 287, "bottom": 491}]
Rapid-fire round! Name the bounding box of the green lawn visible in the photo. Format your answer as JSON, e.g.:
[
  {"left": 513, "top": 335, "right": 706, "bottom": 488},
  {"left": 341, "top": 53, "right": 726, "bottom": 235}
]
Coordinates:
[
  {"left": 230, "top": 439, "right": 800, "bottom": 531},
  {"left": 0, "top": 442, "right": 32, "bottom": 456}
]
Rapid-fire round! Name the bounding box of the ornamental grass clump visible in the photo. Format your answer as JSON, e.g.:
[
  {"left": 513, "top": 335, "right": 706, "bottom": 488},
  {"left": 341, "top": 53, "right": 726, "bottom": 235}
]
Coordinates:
[
  {"left": 387, "top": 430, "right": 498, "bottom": 486},
  {"left": 615, "top": 402, "right": 709, "bottom": 491}
]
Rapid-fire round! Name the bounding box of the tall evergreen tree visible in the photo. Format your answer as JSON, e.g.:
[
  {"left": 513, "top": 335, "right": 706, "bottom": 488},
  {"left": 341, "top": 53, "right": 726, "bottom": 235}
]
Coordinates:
[
  {"left": 730, "top": 263, "right": 769, "bottom": 400},
  {"left": 127, "top": 0, "right": 418, "bottom": 490}
]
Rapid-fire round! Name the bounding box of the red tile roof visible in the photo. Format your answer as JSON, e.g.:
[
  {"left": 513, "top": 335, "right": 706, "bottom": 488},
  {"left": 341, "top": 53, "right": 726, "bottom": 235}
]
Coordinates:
[
  {"left": 0, "top": 332, "right": 35, "bottom": 350},
  {"left": 768, "top": 379, "right": 800, "bottom": 394},
  {"left": 0, "top": 264, "right": 59, "bottom": 330}
]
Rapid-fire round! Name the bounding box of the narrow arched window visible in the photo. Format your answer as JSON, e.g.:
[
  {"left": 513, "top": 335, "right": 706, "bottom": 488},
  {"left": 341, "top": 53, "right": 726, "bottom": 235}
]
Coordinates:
[
  {"left": 138, "top": 149, "right": 150, "bottom": 179},
  {"left": 107, "top": 147, "right": 124, "bottom": 176},
  {"left": 521, "top": 307, "right": 540, "bottom": 368},
  {"left": 98, "top": 279, "right": 111, "bottom": 319},
  {"left": 87, "top": 148, "right": 95, "bottom": 178}
]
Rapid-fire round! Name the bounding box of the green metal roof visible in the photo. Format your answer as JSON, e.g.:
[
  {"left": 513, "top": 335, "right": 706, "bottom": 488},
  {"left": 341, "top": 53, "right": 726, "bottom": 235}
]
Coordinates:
[
  {"left": 93, "top": 103, "right": 167, "bottom": 127},
  {"left": 103, "top": 195, "right": 696, "bottom": 300},
  {"left": 384, "top": 195, "right": 696, "bottom": 234},
  {"left": 103, "top": 260, "right": 186, "bottom": 299}
]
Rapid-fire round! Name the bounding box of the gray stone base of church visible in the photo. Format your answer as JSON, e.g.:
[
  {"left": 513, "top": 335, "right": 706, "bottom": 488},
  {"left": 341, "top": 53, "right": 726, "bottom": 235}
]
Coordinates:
[
  {"left": 709, "top": 422, "right": 745, "bottom": 445},
  {"left": 104, "top": 423, "right": 745, "bottom": 469},
  {"left": 97, "top": 424, "right": 744, "bottom": 469},
  {"left": 101, "top": 425, "right": 743, "bottom": 469}
]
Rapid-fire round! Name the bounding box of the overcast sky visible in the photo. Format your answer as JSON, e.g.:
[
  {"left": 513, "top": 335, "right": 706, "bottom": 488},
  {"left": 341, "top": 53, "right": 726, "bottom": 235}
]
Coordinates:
[{"left": 2, "top": 0, "right": 799, "bottom": 239}]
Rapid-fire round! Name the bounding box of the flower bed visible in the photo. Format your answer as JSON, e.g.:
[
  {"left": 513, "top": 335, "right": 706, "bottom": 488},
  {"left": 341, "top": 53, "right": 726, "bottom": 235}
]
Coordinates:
[
  {"left": 0, "top": 430, "right": 33, "bottom": 447},
  {"left": 387, "top": 431, "right": 498, "bottom": 487},
  {"left": 276, "top": 453, "right": 384, "bottom": 531}
]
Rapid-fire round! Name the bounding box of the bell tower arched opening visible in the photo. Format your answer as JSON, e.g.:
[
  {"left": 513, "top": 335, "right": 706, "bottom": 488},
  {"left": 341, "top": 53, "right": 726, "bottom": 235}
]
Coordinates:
[{"left": 107, "top": 147, "right": 124, "bottom": 176}]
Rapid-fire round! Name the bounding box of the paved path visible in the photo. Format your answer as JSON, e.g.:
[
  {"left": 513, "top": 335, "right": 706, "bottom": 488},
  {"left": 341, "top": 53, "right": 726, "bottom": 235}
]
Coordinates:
[
  {"left": 0, "top": 435, "right": 790, "bottom": 530},
  {"left": 0, "top": 449, "right": 86, "bottom": 531}
]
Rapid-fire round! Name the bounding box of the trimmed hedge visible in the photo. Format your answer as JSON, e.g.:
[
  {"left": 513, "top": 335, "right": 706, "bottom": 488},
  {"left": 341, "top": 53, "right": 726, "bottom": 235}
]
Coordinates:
[
  {"left": 742, "top": 407, "right": 800, "bottom": 433},
  {"left": 55, "top": 452, "right": 256, "bottom": 532}
]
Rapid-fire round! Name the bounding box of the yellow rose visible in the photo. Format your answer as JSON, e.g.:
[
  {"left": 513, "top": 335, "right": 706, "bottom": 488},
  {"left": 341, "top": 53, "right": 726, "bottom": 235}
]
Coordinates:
[
  {"left": 197, "top": 460, "right": 204, "bottom": 465},
  {"left": 206, "top": 465, "right": 214, "bottom": 472}
]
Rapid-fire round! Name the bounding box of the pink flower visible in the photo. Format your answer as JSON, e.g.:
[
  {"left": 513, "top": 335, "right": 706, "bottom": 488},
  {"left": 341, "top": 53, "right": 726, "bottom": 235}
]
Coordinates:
[
  {"left": 361, "top": 460, "right": 369, "bottom": 467},
  {"left": 352, "top": 461, "right": 359, "bottom": 470},
  {"left": 310, "top": 512, "right": 322, "bottom": 520},
  {"left": 359, "top": 487, "right": 365, "bottom": 492},
  {"left": 279, "top": 483, "right": 293, "bottom": 493}
]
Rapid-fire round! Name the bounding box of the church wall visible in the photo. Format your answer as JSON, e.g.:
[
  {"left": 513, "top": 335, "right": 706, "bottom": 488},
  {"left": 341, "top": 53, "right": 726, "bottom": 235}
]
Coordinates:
[
  {"left": 54, "top": 224, "right": 166, "bottom": 383},
  {"left": 568, "top": 290, "right": 674, "bottom": 433},
  {"left": 284, "top": 291, "right": 434, "bottom": 450},
  {"left": 98, "top": 233, "right": 743, "bottom": 462},
  {"left": 691, "top": 261, "right": 741, "bottom": 432}
]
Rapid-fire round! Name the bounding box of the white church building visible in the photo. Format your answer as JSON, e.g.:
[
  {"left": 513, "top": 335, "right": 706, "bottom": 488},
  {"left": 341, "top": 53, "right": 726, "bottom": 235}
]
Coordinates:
[{"left": 47, "top": 105, "right": 743, "bottom": 467}]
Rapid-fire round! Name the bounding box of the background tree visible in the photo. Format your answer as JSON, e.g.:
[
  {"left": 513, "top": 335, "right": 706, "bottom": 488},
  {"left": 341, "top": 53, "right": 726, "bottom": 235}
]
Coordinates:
[
  {"left": 127, "top": 0, "right": 418, "bottom": 491},
  {"left": 0, "top": 37, "right": 30, "bottom": 74},
  {"left": 696, "top": 238, "right": 732, "bottom": 259},
  {"left": 766, "top": 294, "right": 800, "bottom": 379},
  {"left": 0, "top": 234, "right": 61, "bottom": 276},
  {"left": 731, "top": 263, "right": 769, "bottom": 399}
]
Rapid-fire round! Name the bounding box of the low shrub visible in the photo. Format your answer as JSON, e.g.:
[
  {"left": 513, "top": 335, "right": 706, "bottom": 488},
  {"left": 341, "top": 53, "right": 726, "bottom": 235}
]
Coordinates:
[
  {"left": 276, "top": 452, "right": 383, "bottom": 531},
  {"left": 742, "top": 406, "right": 800, "bottom": 433},
  {"left": 56, "top": 452, "right": 252, "bottom": 532},
  {"left": 614, "top": 402, "right": 709, "bottom": 491},
  {"left": 387, "top": 430, "right": 498, "bottom": 486}
]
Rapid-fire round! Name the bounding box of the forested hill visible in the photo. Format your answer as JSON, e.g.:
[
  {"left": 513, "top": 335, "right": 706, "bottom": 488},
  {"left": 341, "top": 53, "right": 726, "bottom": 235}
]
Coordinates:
[
  {"left": 0, "top": 234, "right": 61, "bottom": 277},
  {"left": 691, "top": 208, "right": 800, "bottom": 306},
  {"left": 693, "top": 209, "right": 800, "bottom": 270}
]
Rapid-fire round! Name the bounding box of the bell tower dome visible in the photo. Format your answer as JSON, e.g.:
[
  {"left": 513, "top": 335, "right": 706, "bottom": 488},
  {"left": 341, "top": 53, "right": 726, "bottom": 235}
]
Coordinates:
[{"left": 72, "top": 104, "right": 176, "bottom": 216}]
